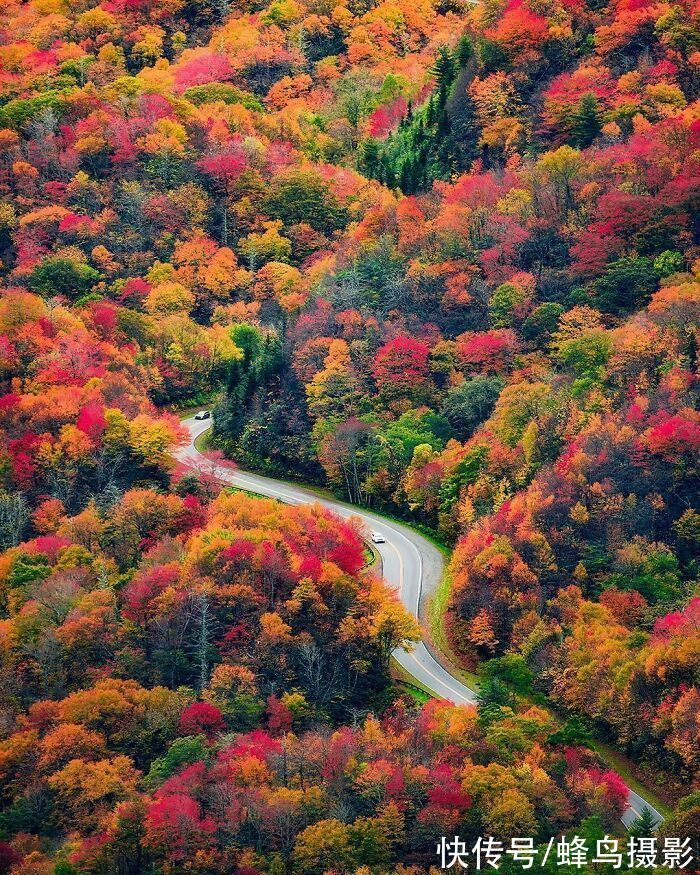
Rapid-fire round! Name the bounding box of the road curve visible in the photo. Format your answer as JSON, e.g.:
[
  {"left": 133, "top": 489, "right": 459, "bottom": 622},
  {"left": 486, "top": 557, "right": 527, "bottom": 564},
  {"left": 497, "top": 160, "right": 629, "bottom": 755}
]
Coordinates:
[
  {"left": 176, "top": 415, "right": 664, "bottom": 829},
  {"left": 177, "top": 416, "right": 477, "bottom": 705}
]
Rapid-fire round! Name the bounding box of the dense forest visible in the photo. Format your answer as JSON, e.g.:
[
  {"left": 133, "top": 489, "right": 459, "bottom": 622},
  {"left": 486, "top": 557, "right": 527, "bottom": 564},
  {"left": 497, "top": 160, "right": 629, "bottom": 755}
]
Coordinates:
[{"left": 0, "top": 0, "right": 698, "bottom": 870}]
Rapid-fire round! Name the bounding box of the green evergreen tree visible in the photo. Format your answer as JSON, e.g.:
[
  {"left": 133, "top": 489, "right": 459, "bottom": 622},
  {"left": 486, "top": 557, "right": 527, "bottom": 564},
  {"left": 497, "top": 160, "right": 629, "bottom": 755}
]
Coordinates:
[
  {"left": 436, "top": 107, "right": 451, "bottom": 140},
  {"left": 570, "top": 92, "right": 602, "bottom": 148},
  {"left": 477, "top": 676, "right": 514, "bottom": 709},
  {"left": 547, "top": 716, "right": 593, "bottom": 748},
  {"left": 456, "top": 34, "right": 474, "bottom": 67},
  {"left": 432, "top": 46, "right": 455, "bottom": 91},
  {"left": 628, "top": 807, "right": 658, "bottom": 837},
  {"left": 426, "top": 94, "right": 436, "bottom": 126},
  {"left": 361, "top": 138, "right": 380, "bottom": 176},
  {"left": 400, "top": 159, "right": 412, "bottom": 194}
]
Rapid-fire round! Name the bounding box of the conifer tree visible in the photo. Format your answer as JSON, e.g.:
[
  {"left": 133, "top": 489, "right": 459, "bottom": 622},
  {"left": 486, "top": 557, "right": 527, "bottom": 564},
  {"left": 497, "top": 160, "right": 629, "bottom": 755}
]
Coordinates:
[
  {"left": 456, "top": 34, "right": 474, "bottom": 67},
  {"left": 432, "top": 46, "right": 456, "bottom": 91},
  {"left": 570, "top": 93, "right": 602, "bottom": 147}
]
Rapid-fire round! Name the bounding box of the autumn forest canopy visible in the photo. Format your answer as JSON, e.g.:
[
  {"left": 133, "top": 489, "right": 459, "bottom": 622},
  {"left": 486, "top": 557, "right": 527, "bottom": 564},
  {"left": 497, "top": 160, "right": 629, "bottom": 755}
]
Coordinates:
[{"left": 0, "top": 0, "right": 698, "bottom": 870}]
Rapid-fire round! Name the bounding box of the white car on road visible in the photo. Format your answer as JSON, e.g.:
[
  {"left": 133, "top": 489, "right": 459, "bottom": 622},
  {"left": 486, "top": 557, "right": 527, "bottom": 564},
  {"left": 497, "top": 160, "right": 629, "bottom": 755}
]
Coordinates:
[
  {"left": 194, "top": 410, "right": 211, "bottom": 420},
  {"left": 371, "top": 531, "right": 386, "bottom": 544}
]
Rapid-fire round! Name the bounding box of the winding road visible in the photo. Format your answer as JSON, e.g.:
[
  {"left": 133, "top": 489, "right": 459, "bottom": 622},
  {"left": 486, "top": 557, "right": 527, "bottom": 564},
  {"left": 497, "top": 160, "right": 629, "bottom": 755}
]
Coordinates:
[{"left": 176, "top": 414, "right": 664, "bottom": 830}]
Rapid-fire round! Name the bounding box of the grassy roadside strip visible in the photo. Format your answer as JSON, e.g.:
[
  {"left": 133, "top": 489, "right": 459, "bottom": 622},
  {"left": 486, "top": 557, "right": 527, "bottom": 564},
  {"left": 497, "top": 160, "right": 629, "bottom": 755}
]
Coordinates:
[
  {"left": 363, "top": 542, "right": 380, "bottom": 570},
  {"left": 391, "top": 662, "right": 433, "bottom": 705},
  {"left": 178, "top": 414, "right": 672, "bottom": 817},
  {"left": 193, "top": 427, "right": 211, "bottom": 454},
  {"left": 425, "top": 563, "right": 481, "bottom": 693},
  {"left": 591, "top": 741, "right": 674, "bottom": 819}
]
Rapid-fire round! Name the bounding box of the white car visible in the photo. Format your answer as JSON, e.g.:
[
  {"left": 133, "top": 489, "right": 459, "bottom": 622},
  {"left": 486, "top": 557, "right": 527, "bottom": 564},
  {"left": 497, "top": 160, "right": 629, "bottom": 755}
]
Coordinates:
[
  {"left": 194, "top": 410, "right": 211, "bottom": 420},
  {"left": 371, "top": 531, "right": 386, "bottom": 544}
]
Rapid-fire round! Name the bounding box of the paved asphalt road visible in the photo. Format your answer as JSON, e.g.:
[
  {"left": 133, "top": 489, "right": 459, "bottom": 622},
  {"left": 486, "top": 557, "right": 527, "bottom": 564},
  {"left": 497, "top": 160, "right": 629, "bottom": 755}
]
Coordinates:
[{"left": 176, "top": 415, "right": 664, "bottom": 830}]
